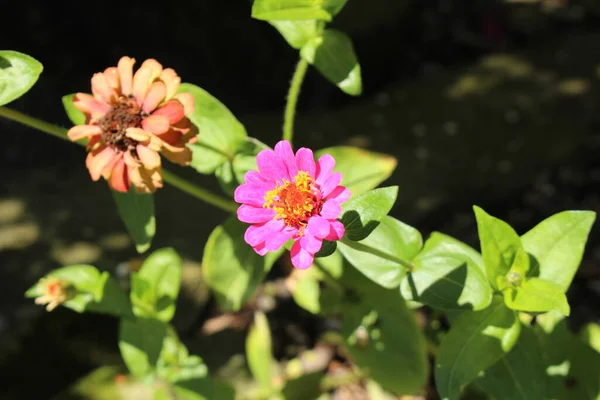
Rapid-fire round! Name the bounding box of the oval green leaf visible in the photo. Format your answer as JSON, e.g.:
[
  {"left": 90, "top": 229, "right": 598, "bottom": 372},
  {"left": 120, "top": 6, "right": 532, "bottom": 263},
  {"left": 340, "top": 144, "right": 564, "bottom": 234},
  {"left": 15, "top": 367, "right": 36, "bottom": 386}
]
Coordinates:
[
  {"left": 178, "top": 83, "right": 247, "bottom": 174},
  {"left": 338, "top": 216, "right": 421, "bottom": 288},
  {"left": 521, "top": 210, "right": 596, "bottom": 291},
  {"left": 435, "top": 296, "right": 521, "bottom": 400},
  {"left": 291, "top": 272, "right": 321, "bottom": 314},
  {"left": 503, "top": 277, "right": 570, "bottom": 316},
  {"left": 400, "top": 232, "right": 492, "bottom": 311},
  {"left": 268, "top": 20, "right": 318, "bottom": 49},
  {"left": 300, "top": 29, "right": 362, "bottom": 95},
  {"left": 0, "top": 51, "right": 43, "bottom": 106},
  {"left": 315, "top": 146, "right": 397, "bottom": 196},
  {"left": 112, "top": 188, "right": 156, "bottom": 253},
  {"left": 62, "top": 93, "right": 86, "bottom": 126},
  {"left": 252, "top": 0, "right": 332, "bottom": 21},
  {"left": 215, "top": 137, "right": 269, "bottom": 196},
  {"left": 203, "top": 217, "right": 283, "bottom": 311},
  {"left": 118, "top": 317, "right": 168, "bottom": 378},
  {"left": 340, "top": 186, "right": 398, "bottom": 241},
  {"left": 246, "top": 312, "right": 276, "bottom": 395}
]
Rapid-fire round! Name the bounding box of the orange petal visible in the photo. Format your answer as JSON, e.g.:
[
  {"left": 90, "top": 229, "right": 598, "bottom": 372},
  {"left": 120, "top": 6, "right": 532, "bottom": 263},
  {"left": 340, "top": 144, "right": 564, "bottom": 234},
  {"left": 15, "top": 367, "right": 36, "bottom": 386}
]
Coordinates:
[
  {"left": 91, "top": 73, "right": 117, "bottom": 104},
  {"left": 140, "top": 59, "right": 163, "bottom": 81},
  {"left": 159, "top": 68, "right": 180, "bottom": 100},
  {"left": 118, "top": 56, "right": 136, "bottom": 96},
  {"left": 174, "top": 93, "right": 195, "bottom": 115},
  {"left": 110, "top": 158, "right": 130, "bottom": 193},
  {"left": 132, "top": 59, "right": 163, "bottom": 105},
  {"left": 86, "top": 146, "right": 117, "bottom": 181},
  {"left": 125, "top": 127, "right": 150, "bottom": 142},
  {"left": 104, "top": 67, "right": 120, "bottom": 91},
  {"left": 67, "top": 124, "right": 102, "bottom": 141},
  {"left": 161, "top": 142, "right": 193, "bottom": 165},
  {"left": 136, "top": 145, "right": 161, "bottom": 169},
  {"left": 141, "top": 115, "right": 170, "bottom": 134},
  {"left": 73, "top": 93, "right": 111, "bottom": 116},
  {"left": 152, "top": 101, "right": 185, "bottom": 124},
  {"left": 142, "top": 81, "right": 167, "bottom": 113}
]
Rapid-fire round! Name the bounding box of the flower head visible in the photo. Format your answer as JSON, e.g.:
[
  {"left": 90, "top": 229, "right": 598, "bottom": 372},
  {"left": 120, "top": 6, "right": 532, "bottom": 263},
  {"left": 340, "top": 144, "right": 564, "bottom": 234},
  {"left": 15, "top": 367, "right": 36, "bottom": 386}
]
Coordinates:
[
  {"left": 67, "top": 57, "right": 198, "bottom": 193},
  {"left": 34, "top": 277, "right": 72, "bottom": 311},
  {"left": 234, "top": 140, "right": 350, "bottom": 269}
]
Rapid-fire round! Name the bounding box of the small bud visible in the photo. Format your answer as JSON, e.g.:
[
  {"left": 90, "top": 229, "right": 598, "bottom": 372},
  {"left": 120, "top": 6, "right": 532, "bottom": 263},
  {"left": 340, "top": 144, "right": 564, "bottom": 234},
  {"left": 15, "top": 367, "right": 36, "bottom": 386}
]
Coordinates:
[
  {"left": 34, "top": 277, "right": 72, "bottom": 311},
  {"left": 506, "top": 271, "right": 523, "bottom": 287}
]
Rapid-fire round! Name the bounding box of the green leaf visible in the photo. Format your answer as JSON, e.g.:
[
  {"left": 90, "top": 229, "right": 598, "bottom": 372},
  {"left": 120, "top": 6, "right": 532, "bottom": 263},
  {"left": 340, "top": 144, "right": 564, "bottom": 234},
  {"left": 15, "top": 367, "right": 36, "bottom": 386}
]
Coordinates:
[
  {"left": 473, "top": 206, "right": 529, "bottom": 289},
  {"left": 203, "top": 217, "right": 282, "bottom": 311},
  {"left": 400, "top": 232, "right": 492, "bottom": 311},
  {"left": 178, "top": 83, "right": 247, "bottom": 174},
  {"left": 340, "top": 186, "right": 398, "bottom": 241},
  {"left": 473, "top": 324, "right": 546, "bottom": 400},
  {"left": 503, "top": 277, "right": 570, "bottom": 316},
  {"left": 118, "top": 317, "right": 167, "bottom": 378},
  {"left": 282, "top": 372, "right": 324, "bottom": 400},
  {"left": 337, "top": 263, "right": 428, "bottom": 395},
  {"left": 252, "top": 0, "right": 332, "bottom": 21},
  {"left": 112, "top": 188, "right": 155, "bottom": 254},
  {"left": 0, "top": 51, "right": 43, "bottom": 106},
  {"left": 435, "top": 296, "right": 522, "bottom": 400},
  {"left": 246, "top": 312, "right": 277, "bottom": 395},
  {"left": 86, "top": 272, "right": 133, "bottom": 318},
  {"left": 338, "top": 216, "right": 421, "bottom": 289},
  {"left": 300, "top": 29, "right": 362, "bottom": 95},
  {"left": 132, "top": 248, "right": 182, "bottom": 322},
  {"left": 215, "top": 137, "right": 269, "bottom": 196},
  {"left": 521, "top": 210, "right": 596, "bottom": 291},
  {"left": 315, "top": 146, "right": 397, "bottom": 196},
  {"left": 580, "top": 323, "right": 600, "bottom": 354},
  {"left": 61, "top": 93, "right": 86, "bottom": 125},
  {"left": 324, "top": 0, "right": 347, "bottom": 16},
  {"left": 268, "top": 20, "right": 318, "bottom": 49},
  {"left": 173, "top": 379, "right": 213, "bottom": 400},
  {"left": 291, "top": 272, "right": 321, "bottom": 314}
]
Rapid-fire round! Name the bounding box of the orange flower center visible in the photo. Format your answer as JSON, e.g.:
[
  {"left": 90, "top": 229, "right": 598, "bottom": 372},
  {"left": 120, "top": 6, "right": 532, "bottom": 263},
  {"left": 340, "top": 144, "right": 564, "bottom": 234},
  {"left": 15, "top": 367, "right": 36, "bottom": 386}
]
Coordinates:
[
  {"left": 264, "top": 171, "right": 322, "bottom": 229},
  {"left": 98, "top": 96, "right": 147, "bottom": 152}
]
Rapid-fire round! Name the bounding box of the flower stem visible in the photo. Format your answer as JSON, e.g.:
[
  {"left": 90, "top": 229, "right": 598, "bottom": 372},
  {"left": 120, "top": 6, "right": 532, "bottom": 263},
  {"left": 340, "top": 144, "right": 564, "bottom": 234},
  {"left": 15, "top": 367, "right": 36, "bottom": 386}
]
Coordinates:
[
  {"left": 0, "top": 106, "right": 238, "bottom": 213},
  {"left": 282, "top": 57, "right": 310, "bottom": 144}
]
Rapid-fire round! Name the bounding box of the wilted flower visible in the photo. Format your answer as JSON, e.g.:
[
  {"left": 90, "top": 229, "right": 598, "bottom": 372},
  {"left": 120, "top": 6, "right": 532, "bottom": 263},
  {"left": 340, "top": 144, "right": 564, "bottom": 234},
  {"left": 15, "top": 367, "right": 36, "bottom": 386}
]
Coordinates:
[
  {"left": 67, "top": 57, "right": 198, "bottom": 193},
  {"left": 34, "top": 277, "right": 72, "bottom": 311},
  {"left": 234, "top": 140, "right": 350, "bottom": 269}
]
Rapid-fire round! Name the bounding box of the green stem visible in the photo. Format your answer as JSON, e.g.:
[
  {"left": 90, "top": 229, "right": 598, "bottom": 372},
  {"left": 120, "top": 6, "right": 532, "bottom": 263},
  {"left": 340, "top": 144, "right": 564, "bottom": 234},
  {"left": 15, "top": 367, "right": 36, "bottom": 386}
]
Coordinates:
[
  {"left": 0, "top": 106, "right": 238, "bottom": 213},
  {"left": 282, "top": 57, "right": 309, "bottom": 143}
]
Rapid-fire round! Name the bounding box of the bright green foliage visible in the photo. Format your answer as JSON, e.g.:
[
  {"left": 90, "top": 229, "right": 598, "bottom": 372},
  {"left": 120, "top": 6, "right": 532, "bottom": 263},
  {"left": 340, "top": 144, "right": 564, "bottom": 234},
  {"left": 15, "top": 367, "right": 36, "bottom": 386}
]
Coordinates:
[
  {"left": 119, "top": 317, "right": 168, "bottom": 378},
  {"left": 290, "top": 269, "right": 322, "bottom": 314},
  {"left": 300, "top": 29, "right": 362, "bottom": 95},
  {"left": 521, "top": 210, "right": 596, "bottom": 291},
  {"left": 340, "top": 186, "right": 398, "bottom": 241},
  {"left": 269, "top": 20, "right": 318, "bottom": 49},
  {"left": 203, "top": 217, "right": 283, "bottom": 311},
  {"left": 580, "top": 323, "right": 600, "bottom": 353},
  {"left": 215, "top": 138, "right": 269, "bottom": 196},
  {"left": 62, "top": 93, "right": 86, "bottom": 125},
  {"left": 435, "top": 296, "right": 521, "bottom": 400},
  {"left": 315, "top": 146, "right": 397, "bottom": 196},
  {"left": 503, "top": 277, "right": 570, "bottom": 316},
  {"left": 400, "top": 232, "right": 492, "bottom": 311},
  {"left": 0, "top": 50, "right": 43, "bottom": 106},
  {"left": 130, "top": 248, "right": 182, "bottom": 322},
  {"left": 112, "top": 188, "right": 156, "bottom": 253},
  {"left": 246, "top": 312, "right": 280, "bottom": 397},
  {"left": 339, "top": 216, "right": 421, "bottom": 288},
  {"left": 252, "top": 0, "right": 333, "bottom": 21},
  {"left": 178, "top": 83, "right": 247, "bottom": 174}
]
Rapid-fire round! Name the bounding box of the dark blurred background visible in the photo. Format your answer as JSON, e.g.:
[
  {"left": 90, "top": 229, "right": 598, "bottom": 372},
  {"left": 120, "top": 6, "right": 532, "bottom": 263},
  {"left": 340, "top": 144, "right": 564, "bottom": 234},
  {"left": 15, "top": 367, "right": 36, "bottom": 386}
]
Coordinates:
[{"left": 1, "top": 0, "right": 600, "bottom": 398}]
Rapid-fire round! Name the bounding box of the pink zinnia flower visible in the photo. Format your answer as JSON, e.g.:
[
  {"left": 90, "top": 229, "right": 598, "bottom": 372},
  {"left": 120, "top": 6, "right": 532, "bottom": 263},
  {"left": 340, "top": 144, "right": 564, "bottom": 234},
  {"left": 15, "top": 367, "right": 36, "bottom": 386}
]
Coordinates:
[
  {"left": 67, "top": 56, "right": 198, "bottom": 193},
  {"left": 234, "top": 140, "right": 350, "bottom": 270}
]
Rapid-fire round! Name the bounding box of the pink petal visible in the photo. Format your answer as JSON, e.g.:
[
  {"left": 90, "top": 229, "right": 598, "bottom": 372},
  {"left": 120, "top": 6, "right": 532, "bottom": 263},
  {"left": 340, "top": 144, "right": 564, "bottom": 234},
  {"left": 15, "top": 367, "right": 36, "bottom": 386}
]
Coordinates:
[
  {"left": 244, "top": 170, "right": 274, "bottom": 186},
  {"left": 237, "top": 204, "right": 275, "bottom": 224},
  {"left": 307, "top": 215, "right": 331, "bottom": 239},
  {"left": 326, "top": 186, "right": 351, "bottom": 204},
  {"left": 244, "top": 219, "right": 285, "bottom": 247},
  {"left": 73, "top": 93, "right": 111, "bottom": 116},
  {"left": 141, "top": 115, "right": 170, "bottom": 134},
  {"left": 86, "top": 146, "right": 117, "bottom": 181},
  {"left": 290, "top": 241, "right": 314, "bottom": 270},
  {"left": 325, "top": 220, "right": 345, "bottom": 241},
  {"left": 253, "top": 242, "right": 269, "bottom": 256},
  {"left": 234, "top": 183, "right": 268, "bottom": 207},
  {"left": 142, "top": 81, "right": 167, "bottom": 113},
  {"left": 110, "top": 158, "right": 129, "bottom": 193},
  {"left": 152, "top": 101, "right": 185, "bottom": 124},
  {"left": 118, "top": 56, "right": 136, "bottom": 96},
  {"left": 136, "top": 145, "right": 161, "bottom": 169},
  {"left": 320, "top": 200, "right": 342, "bottom": 219},
  {"left": 274, "top": 140, "right": 298, "bottom": 179},
  {"left": 320, "top": 172, "right": 342, "bottom": 197},
  {"left": 67, "top": 125, "right": 102, "bottom": 141},
  {"left": 257, "top": 149, "right": 290, "bottom": 182},
  {"left": 295, "top": 147, "right": 316, "bottom": 176},
  {"left": 91, "top": 73, "right": 117, "bottom": 104},
  {"left": 265, "top": 229, "right": 295, "bottom": 251},
  {"left": 315, "top": 154, "right": 335, "bottom": 186},
  {"left": 160, "top": 68, "right": 181, "bottom": 100},
  {"left": 300, "top": 232, "right": 322, "bottom": 254}
]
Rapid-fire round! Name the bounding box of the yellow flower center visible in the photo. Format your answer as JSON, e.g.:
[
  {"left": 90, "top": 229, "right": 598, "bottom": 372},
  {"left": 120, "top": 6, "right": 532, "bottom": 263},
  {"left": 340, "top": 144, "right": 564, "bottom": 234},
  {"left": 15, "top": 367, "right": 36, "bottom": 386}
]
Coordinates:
[{"left": 264, "top": 171, "right": 322, "bottom": 229}]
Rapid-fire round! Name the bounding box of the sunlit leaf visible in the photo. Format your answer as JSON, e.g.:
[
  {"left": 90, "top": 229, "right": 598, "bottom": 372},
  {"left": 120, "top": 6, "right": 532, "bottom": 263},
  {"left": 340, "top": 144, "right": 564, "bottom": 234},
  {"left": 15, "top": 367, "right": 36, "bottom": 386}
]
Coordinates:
[
  {"left": 0, "top": 50, "right": 43, "bottom": 106},
  {"left": 340, "top": 186, "right": 398, "bottom": 241},
  {"left": 112, "top": 188, "right": 156, "bottom": 253}
]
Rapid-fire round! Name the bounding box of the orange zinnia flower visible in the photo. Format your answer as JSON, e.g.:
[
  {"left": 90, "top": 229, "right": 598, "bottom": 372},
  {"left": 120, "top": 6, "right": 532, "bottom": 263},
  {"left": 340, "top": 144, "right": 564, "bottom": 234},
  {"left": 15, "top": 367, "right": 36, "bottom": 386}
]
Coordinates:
[{"left": 67, "top": 57, "right": 198, "bottom": 193}]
